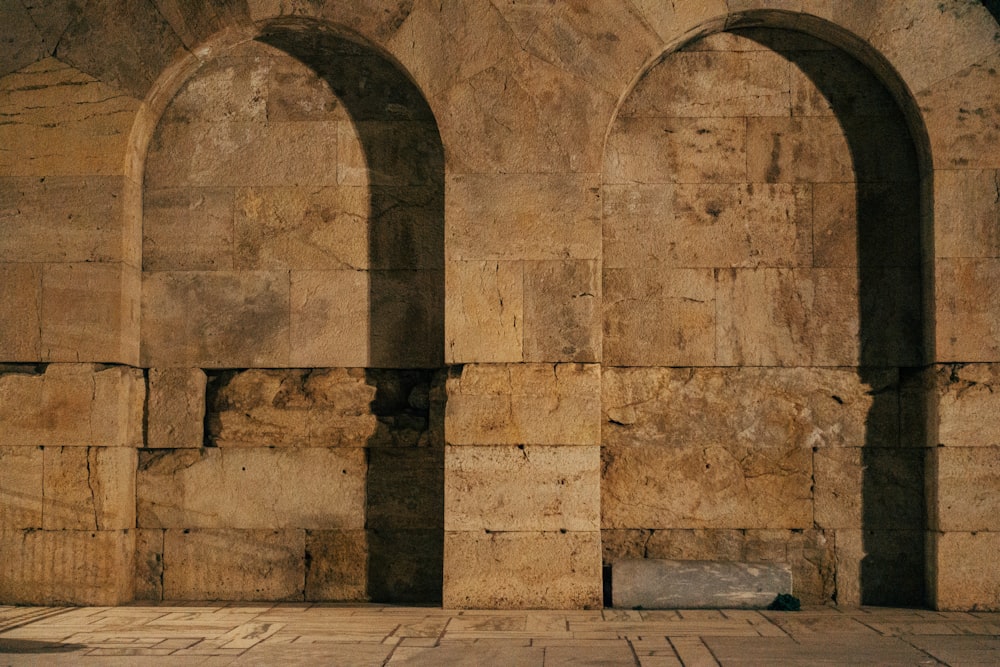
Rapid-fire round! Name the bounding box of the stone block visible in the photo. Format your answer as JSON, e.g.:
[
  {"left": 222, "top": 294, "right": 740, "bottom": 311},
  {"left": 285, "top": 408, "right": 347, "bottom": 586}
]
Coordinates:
[
  {"left": 935, "top": 169, "right": 1000, "bottom": 258},
  {"left": 930, "top": 531, "right": 1000, "bottom": 611},
  {"left": 605, "top": 117, "right": 747, "bottom": 185},
  {"left": 603, "top": 268, "right": 716, "bottom": 366},
  {"left": 142, "top": 187, "right": 235, "bottom": 271},
  {"left": 41, "top": 262, "right": 134, "bottom": 364},
  {"left": 162, "top": 529, "right": 305, "bottom": 600},
  {"left": 368, "top": 447, "right": 443, "bottom": 530},
  {"left": 0, "top": 263, "right": 41, "bottom": 361},
  {"left": 445, "top": 363, "right": 600, "bottom": 446},
  {"left": 834, "top": 529, "right": 863, "bottom": 607},
  {"left": 305, "top": 530, "right": 368, "bottom": 601},
  {"left": 161, "top": 53, "right": 269, "bottom": 124},
  {"left": 141, "top": 270, "right": 290, "bottom": 367},
  {"left": 936, "top": 258, "right": 1000, "bottom": 362},
  {"left": 0, "top": 529, "right": 134, "bottom": 605},
  {"left": 0, "top": 59, "right": 141, "bottom": 177},
  {"left": 148, "top": 368, "right": 206, "bottom": 449},
  {"left": 612, "top": 559, "right": 792, "bottom": 609},
  {"left": 788, "top": 48, "right": 899, "bottom": 118},
  {"left": 0, "top": 364, "right": 144, "bottom": 447},
  {"left": 747, "top": 116, "right": 852, "bottom": 184},
  {"left": 443, "top": 530, "right": 601, "bottom": 609},
  {"left": 266, "top": 55, "right": 348, "bottom": 123},
  {"left": 366, "top": 368, "right": 445, "bottom": 449},
  {"left": 43, "top": 446, "right": 136, "bottom": 530},
  {"left": 813, "top": 447, "right": 863, "bottom": 529},
  {"left": 288, "top": 270, "right": 369, "bottom": 367},
  {"left": 603, "top": 183, "right": 812, "bottom": 270},
  {"left": 930, "top": 446, "right": 1000, "bottom": 531},
  {"left": 935, "top": 364, "right": 1000, "bottom": 447},
  {"left": 601, "top": 443, "right": 813, "bottom": 530},
  {"left": 351, "top": 121, "right": 443, "bottom": 187},
  {"left": 445, "top": 174, "right": 601, "bottom": 261},
  {"left": 0, "top": 2, "right": 46, "bottom": 78},
  {"left": 368, "top": 528, "right": 443, "bottom": 603},
  {"left": 860, "top": 529, "right": 926, "bottom": 606},
  {"left": 0, "top": 447, "right": 43, "bottom": 529},
  {"left": 445, "top": 445, "right": 599, "bottom": 532},
  {"left": 602, "top": 366, "right": 897, "bottom": 452},
  {"left": 207, "top": 369, "right": 377, "bottom": 448},
  {"left": 0, "top": 175, "right": 129, "bottom": 264},
  {"left": 716, "top": 267, "right": 859, "bottom": 366},
  {"left": 134, "top": 528, "right": 164, "bottom": 601},
  {"left": 137, "top": 447, "right": 366, "bottom": 530},
  {"left": 368, "top": 269, "right": 445, "bottom": 368},
  {"left": 629, "top": 0, "right": 727, "bottom": 44},
  {"left": 368, "top": 185, "right": 444, "bottom": 271},
  {"left": 445, "top": 260, "right": 523, "bottom": 364},
  {"left": 523, "top": 260, "right": 599, "bottom": 363}
]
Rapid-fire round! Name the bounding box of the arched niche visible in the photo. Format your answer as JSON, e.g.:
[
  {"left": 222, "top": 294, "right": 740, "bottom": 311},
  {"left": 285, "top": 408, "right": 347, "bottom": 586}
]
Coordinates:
[
  {"left": 136, "top": 19, "right": 445, "bottom": 604},
  {"left": 600, "top": 17, "right": 931, "bottom": 606}
]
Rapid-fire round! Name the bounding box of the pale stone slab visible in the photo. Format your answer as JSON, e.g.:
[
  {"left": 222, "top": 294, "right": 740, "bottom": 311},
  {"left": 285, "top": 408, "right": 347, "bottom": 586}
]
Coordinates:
[
  {"left": 207, "top": 368, "right": 377, "bottom": 448},
  {"left": 930, "top": 446, "right": 1000, "bottom": 531},
  {"left": 445, "top": 445, "right": 599, "bottom": 532},
  {"left": 523, "top": 260, "right": 599, "bottom": 363},
  {"left": 142, "top": 187, "right": 235, "bottom": 271},
  {"left": 612, "top": 559, "right": 792, "bottom": 609},
  {"left": 0, "top": 529, "right": 134, "bottom": 605},
  {"left": 43, "top": 447, "right": 136, "bottom": 531},
  {"left": 305, "top": 530, "right": 368, "bottom": 601},
  {"left": 137, "top": 447, "right": 366, "bottom": 529},
  {"left": 445, "top": 363, "right": 600, "bottom": 446},
  {"left": 931, "top": 531, "right": 1000, "bottom": 611},
  {"left": 813, "top": 447, "right": 863, "bottom": 529},
  {"left": 288, "top": 270, "right": 369, "bottom": 368},
  {"left": 141, "top": 270, "right": 290, "bottom": 368},
  {"left": 445, "top": 260, "right": 523, "bottom": 364},
  {"left": 936, "top": 364, "right": 1000, "bottom": 447},
  {"left": 936, "top": 258, "right": 1000, "bottom": 362},
  {"left": 0, "top": 263, "right": 41, "bottom": 360},
  {"left": 0, "top": 447, "right": 43, "bottom": 529},
  {"left": 603, "top": 268, "right": 716, "bottom": 366},
  {"left": 147, "top": 368, "right": 207, "bottom": 449},
  {"left": 0, "top": 364, "right": 144, "bottom": 447},
  {"left": 445, "top": 174, "right": 601, "bottom": 261},
  {"left": 163, "top": 529, "right": 305, "bottom": 600},
  {"left": 444, "top": 531, "right": 601, "bottom": 609},
  {"left": 935, "top": 169, "right": 1000, "bottom": 259}
]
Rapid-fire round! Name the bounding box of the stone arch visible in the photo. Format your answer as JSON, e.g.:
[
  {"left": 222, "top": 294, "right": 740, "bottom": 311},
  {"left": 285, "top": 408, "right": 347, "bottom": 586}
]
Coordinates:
[
  {"left": 131, "top": 17, "right": 445, "bottom": 603},
  {"left": 600, "top": 12, "right": 932, "bottom": 606}
]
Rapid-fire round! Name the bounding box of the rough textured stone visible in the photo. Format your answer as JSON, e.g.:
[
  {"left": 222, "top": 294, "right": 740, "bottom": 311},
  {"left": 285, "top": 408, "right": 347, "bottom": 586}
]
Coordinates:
[
  {"left": 813, "top": 447, "right": 863, "bottom": 529},
  {"left": 367, "top": 269, "right": 445, "bottom": 368},
  {"left": 445, "top": 445, "right": 599, "bottom": 532},
  {"left": 367, "top": 447, "right": 443, "bottom": 530},
  {"left": 0, "top": 447, "right": 43, "bottom": 529},
  {"left": 305, "top": 530, "right": 368, "bottom": 601},
  {"left": 931, "top": 531, "right": 1000, "bottom": 611},
  {"left": 163, "top": 529, "right": 305, "bottom": 600},
  {"left": 936, "top": 364, "right": 1000, "bottom": 447},
  {"left": 142, "top": 187, "right": 236, "bottom": 271},
  {"left": 612, "top": 559, "right": 793, "bottom": 609},
  {"left": 288, "top": 270, "right": 369, "bottom": 367},
  {"left": 43, "top": 446, "right": 136, "bottom": 531},
  {"left": 207, "top": 368, "right": 377, "bottom": 448},
  {"left": 0, "top": 529, "right": 134, "bottom": 605},
  {"left": 446, "top": 363, "right": 600, "bottom": 446},
  {"left": 523, "top": 260, "right": 599, "bottom": 363},
  {"left": 935, "top": 169, "right": 1000, "bottom": 258},
  {"left": 936, "top": 259, "right": 1000, "bottom": 362},
  {"left": 134, "top": 528, "right": 164, "bottom": 601},
  {"left": 369, "top": 528, "right": 443, "bottom": 603},
  {"left": 930, "top": 446, "right": 1000, "bottom": 531},
  {"left": 0, "top": 264, "right": 41, "bottom": 361},
  {"left": 444, "top": 531, "right": 601, "bottom": 609},
  {"left": 137, "top": 447, "right": 366, "bottom": 529},
  {"left": 445, "top": 260, "right": 523, "bottom": 364},
  {"left": 148, "top": 368, "right": 207, "bottom": 449}
]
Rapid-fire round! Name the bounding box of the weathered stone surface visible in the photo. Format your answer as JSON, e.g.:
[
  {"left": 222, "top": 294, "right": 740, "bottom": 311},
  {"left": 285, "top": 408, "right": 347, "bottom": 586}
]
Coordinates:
[
  {"left": 369, "top": 528, "right": 443, "bottom": 603},
  {"left": 305, "top": 530, "right": 368, "bottom": 601},
  {"left": 747, "top": 116, "right": 853, "bottom": 184},
  {"left": 207, "top": 368, "right": 377, "bottom": 447},
  {"left": 523, "top": 260, "right": 599, "bottom": 363},
  {"left": 629, "top": 0, "right": 727, "bottom": 44},
  {"left": 445, "top": 260, "right": 523, "bottom": 364},
  {"left": 444, "top": 531, "right": 601, "bottom": 609},
  {"left": 265, "top": 55, "right": 346, "bottom": 122},
  {"left": 613, "top": 559, "right": 792, "bottom": 609},
  {"left": 0, "top": 59, "right": 141, "bottom": 177},
  {"left": 813, "top": 447, "right": 863, "bottom": 529},
  {"left": 445, "top": 445, "right": 599, "bottom": 532},
  {"left": 134, "top": 528, "right": 164, "bottom": 601},
  {"left": 930, "top": 446, "right": 1000, "bottom": 531},
  {"left": 603, "top": 268, "right": 716, "bottom": 366},
  {"left": 137, "top": 447, "right": 366, "bottom": 529},
  {"left": 834, "top": 528, "right": 863, "bottom": 607},
  {"left": 0, "top": 529, "right": 134, "bottom": 605},
  {"left": 142, "top": 187, "right": 235, "bottom": 271},
  {"left": 368, "top": 269, "right": 444, "bottom": 368},
  {"left": 368, "top": 447, "right": 443, "bottom": 530},
  {"left": 148, "top": 368, "right": 207, "bottom": 449},
  {"left": 787, "top": 47, "right": 900, "bottom": 118},
  {"left": 935, "top": 169, "right": 1000, "bottom": 259},
  {"left": 0, "top": 264, "right": 41, "bottom": 361},
  {"left": 445, "top": 363, "right": 600, "bottom": 446},
  {"left": 936, "top": 364, "right": 1000, "bottom": 447},
  {"left": 288, "top": 270, "right": 368, "bottom": 368},
  {"left": 446, "top": 174, "right": 600, "bottom": 261},
  {"left": 860, "top": 529, "right": 926, "bottom": 606},
  {"left": 141, "top": 270, "right": 290, "bottom": 367},
  {"left": 936, "top": 258, "right": 1000, "bottom": 362},
  {"left": 0, "top": 2, "right": 47, "bottom": 78},
  {"left": 0, "top": 447, "right": 43, "bottom": 529},
  {"left": 163, "top": 529, "right": 305, "bottom": 600},
  {"left": 43, "top": 446, "right": 136, "bottom": 530},
  {"left": 931, "top": 531, "right": 1000, "bottom": 611},
  {"left": 0, "top": 364, "right": 144, "bottom": 447},
  {"left": 152, "top": 0, "right": 251, "bottom": 50}
]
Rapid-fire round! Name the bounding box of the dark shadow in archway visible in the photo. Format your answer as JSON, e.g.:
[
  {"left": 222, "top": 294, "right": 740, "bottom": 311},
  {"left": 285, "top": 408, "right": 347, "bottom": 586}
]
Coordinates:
[
  {"left": 259, "top": 23, "right": 445, "bottom": 603},
  {"left": 735, "top": 27, "right": 927, "bottom": 606}
]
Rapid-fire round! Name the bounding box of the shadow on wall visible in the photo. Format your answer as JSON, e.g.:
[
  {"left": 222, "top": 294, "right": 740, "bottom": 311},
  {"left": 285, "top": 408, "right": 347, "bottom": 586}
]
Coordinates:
[
  {"left": 738, "top": 28, "right": 926, "bottom": 606},
  {"left": 259, "top": 22, "right": 446, "bottom": 603}
]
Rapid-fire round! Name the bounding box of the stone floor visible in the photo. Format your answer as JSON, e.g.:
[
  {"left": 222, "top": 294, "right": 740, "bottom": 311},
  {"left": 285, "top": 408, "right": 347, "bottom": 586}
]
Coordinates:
[{"left": 1, "top": 603, "right": 998, "bottom": 665}]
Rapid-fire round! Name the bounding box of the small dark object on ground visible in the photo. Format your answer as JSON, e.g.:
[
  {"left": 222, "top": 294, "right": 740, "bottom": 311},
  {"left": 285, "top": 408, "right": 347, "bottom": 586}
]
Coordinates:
[{"left": 768, "top": 593, "right": 801, "bottom": 611}]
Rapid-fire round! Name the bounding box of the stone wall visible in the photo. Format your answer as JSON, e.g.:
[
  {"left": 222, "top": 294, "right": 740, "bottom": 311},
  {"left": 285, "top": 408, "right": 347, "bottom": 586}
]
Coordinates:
[{"left": 1, "top": 0, "right": 999, "bottom": 610}]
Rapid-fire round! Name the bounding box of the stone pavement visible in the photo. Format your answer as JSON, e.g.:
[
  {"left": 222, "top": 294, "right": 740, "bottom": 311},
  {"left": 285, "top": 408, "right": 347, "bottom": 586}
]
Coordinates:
[{"left": 1, "top": 604, "right": 998, "bottom": 666}]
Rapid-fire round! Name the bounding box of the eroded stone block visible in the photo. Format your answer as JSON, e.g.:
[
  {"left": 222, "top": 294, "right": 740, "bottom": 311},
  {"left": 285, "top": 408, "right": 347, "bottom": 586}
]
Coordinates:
[
  {"left": 138, "top": 447, "right": 366, "bottom": 529},
  {"left": 930, "top": 531, "right": 1000, "bottom": 611},
  {"left": 523, "top": 260, "right": 599, "bottom": 363},
  {"left": 288, "top": 270, "right": 369, "bottom": 368},
  {"left": 148, "top": 368, "right": 206, "bottom": 449},
  {"left": 443, "top": 530, "right": 601, "bottom": 609},
  {"left": 368, "top": 447, "right": 443, "bottom": 531},
  {"left": 305, "top": 530, "right": 368, "bottom": 601},
  {"left": 936, "top": 364, "right": 1000, "bottom": 447},
  {"left": 43, "top": 446, "right": 136, "bottom": 530},
  {"left": 142, "top": 187, "right": 235, "bottom": 271},
  {"left": 936, "top": 259, "right": 1000, "bottom": 362},
  {"left": 445, "top": 445, "right": 599, "bottom": 532},
  {"left": 0, "top": 447, "right": 43, "bottom": 529},
  {"left": 930, "top": 446, "right": 1000, "bottom": 531},
  {"left": 613, "top": 559, "right": 792, "bottom": 609},
  {"left": 445, "top": 260, "right": 523, "bottom": 364},
  {"left": 746, "top": 116, "right": 853, "bottom": 184},
  {"left": 0, "top": 263, "right": 41, "bottom": 361},
  {"left": 368, "top": 528, "right": 443, "bottom": 603},
  {"left": 134, "top": 528, "right": 164, "bottom": 601},
  {"left": 935, "top": 169, "right": 1000, "bottom": 259},
  {"left": 163, "top": 528, "right": 305, "bottom": 600}
]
